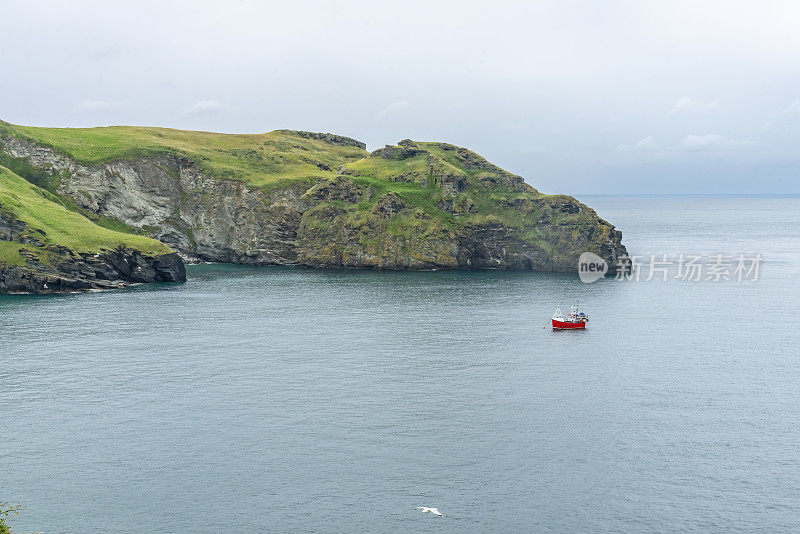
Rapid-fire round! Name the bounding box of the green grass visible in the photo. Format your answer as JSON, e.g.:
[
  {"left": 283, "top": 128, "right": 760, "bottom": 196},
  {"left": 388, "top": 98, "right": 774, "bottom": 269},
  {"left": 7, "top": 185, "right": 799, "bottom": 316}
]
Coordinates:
[
  {"left": 343, "top": 143, "right": 553, "bottom": 231},
  {"left": 0, "top": 121, "right": 368, "bottom": 189},
  {"left": 346, "top": 153, "right": 434, "bottom": 182},
  {"left": 0, "top": 166, "right": 173, "bottom": 265},
  {"left": 0, "top": 241, "right": 27, "bottom": 266},
  {"left": 351, "top": 175, "right": 445, "bottom": 213}
]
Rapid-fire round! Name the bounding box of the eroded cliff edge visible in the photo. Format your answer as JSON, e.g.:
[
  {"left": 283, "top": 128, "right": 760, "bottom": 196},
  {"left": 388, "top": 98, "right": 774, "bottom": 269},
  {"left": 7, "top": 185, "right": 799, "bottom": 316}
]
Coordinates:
[
  {"left": 0, "top": 123, "right": 628, "bottom": 275},
  {"left": 0, "top": 165, "right": 185, "bottom": 294}
]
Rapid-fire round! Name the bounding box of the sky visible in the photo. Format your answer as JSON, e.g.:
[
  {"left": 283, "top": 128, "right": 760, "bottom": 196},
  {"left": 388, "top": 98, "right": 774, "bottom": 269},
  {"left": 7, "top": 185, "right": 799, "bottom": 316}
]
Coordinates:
[{"left": 2, "top": 0, "right": 800, "bottom": 194}]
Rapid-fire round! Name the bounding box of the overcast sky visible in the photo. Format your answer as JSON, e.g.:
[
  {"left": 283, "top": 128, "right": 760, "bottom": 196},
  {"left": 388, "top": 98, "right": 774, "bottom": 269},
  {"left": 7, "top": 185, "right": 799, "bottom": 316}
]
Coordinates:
[{"left": 2, "top": 0, "right": 800, "bottom": 193}]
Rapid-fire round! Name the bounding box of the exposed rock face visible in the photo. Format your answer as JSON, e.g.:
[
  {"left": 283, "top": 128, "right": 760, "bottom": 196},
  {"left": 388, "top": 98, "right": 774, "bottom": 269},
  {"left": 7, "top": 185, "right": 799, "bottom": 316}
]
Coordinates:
[
  {"left": 0, "top": 165, "right": 186, "bottom": 293},
  {"left": 300, "top": 175, "right": 369, "bottom": 207},
  {"left": 0, "top": 134, "right": 629, "bottom": 274},
  {"left": 295, "top": 184, "right": 627, "bottom": 271},
  {"left": 0, "top": 208, "right": 184, "bottom": 293},
  {"left": 272, "top": 130, "right": 367, "bottom": 150},
  {"left": 1, "top": 136, "right": 305, "bottom": 265},
  {"left": 371, "top": 143, "right": 426, "bottom": 160},
  {"left": 0, "top": 211, "right": 46, "bottom": 246},
  {"left": 0, "top": 248, "right": 185, "bottom": 293}
]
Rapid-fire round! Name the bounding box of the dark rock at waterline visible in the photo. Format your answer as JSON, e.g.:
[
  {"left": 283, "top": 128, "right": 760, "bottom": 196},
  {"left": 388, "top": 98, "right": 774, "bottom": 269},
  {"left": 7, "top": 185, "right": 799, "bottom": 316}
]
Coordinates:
[{"left": 0, "top": 248, "right": 185, "bottom": 294}]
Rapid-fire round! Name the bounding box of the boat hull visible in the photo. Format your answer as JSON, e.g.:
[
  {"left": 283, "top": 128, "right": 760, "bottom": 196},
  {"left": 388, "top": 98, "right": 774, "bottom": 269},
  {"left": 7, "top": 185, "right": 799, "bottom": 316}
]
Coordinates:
[{"left": 552, "top": 319, "right": 586, "bottom": 330}]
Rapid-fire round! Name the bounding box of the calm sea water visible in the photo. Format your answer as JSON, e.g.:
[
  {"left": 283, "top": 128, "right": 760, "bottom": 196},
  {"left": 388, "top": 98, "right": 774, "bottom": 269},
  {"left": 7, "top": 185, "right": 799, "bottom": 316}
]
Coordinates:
[{"left": 2, "top": 196, "right": 799, "bottom": 533}]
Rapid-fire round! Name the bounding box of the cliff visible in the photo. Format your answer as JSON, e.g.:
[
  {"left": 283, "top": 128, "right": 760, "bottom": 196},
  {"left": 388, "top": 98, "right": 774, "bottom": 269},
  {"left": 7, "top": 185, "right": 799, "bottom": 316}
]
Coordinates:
[
  {"left": 0, "top": 121, "right": 628, "bottom": 279},
  {"left": 0, "top": 166, "right": 185, "bottom": 293}
]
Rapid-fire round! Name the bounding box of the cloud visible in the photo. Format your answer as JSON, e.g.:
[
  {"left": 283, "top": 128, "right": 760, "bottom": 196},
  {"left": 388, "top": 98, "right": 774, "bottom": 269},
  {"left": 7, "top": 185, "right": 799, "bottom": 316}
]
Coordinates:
[
  {"left": 616, "top": 136, "right": 659, "bottom": 152},
  {"left": 73, "top": 99, "right": 114, "bottom": 112},
  {"left": 783, "top": 98, "right": 800, "bottom": 114},
  {"left": 760, "top": 99, "right": 800, "bottom": 132},
  {"left": 670, "top": 97, "right": 720, "bottom": 116},
  {"left": 678, "top": 134, "right": 747, "bottom": 151},
  {"left": 185, "top": 99, "right": 226, "bottom": 115},
  {"left": 376, "top": 100, "right": 410, "bottom": 119},
  {"left": 616, "top": 134, "right": 748, "bottom": 153}
]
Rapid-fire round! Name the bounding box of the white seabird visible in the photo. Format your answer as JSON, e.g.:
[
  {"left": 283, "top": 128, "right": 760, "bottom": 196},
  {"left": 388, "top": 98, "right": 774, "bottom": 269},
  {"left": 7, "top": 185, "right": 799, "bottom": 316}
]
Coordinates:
[{"left": 416, "top": 506, "right": 443, "bottom": 516}]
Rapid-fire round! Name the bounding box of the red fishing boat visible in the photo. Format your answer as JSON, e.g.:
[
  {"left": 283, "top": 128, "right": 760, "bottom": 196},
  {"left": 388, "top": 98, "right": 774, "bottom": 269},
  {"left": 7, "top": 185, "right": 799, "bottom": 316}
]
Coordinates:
[{"left": 552, "top": 305, "right": 588, "bottom": 330}]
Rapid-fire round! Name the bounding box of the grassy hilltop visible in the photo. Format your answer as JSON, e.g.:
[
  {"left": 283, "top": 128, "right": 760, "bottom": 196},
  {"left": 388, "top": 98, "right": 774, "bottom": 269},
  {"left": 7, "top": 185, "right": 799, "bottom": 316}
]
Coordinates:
[{"left": 0, "top": 121, "right": 368, "bottom": 189}]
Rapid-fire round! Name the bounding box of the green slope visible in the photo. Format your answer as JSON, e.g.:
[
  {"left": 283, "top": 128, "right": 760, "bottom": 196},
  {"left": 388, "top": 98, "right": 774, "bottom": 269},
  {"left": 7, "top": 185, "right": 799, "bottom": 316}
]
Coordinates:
[
  {"left": 292, "top": 139, "right": 621, "bottom": 269},
  {"left": 341, "top": 140, "right": 555, "bottom": 229},
  {"left": 0, "top": 166, "right": 172, "bottom": 266},
  {"left": 0, "top": 121, "right": 368, "bottom": 189}
]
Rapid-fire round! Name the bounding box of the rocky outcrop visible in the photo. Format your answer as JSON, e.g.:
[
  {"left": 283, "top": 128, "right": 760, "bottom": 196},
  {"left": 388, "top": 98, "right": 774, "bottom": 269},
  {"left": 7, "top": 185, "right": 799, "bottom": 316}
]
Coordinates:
[
  {"left": 0, "top": 133, "right": 629, "bottom": 274},
  {"left": 293, "top": 179, "right": 627, "bottom": 271},
  {"left": 371, "top": 143, "right": 426, "bottom": 160},
  {"left": 300, "top": 175, "right": 369, "bottom": 206},
  {"left": 0, "top": 170, "right": 185, "bottom": 294},
  {"left": 295, "top": 199, "right": 459, "bottom": 269},
  {"left": 273, "top": 130, "right": 366, "bottom": 150},
  {"left": 0, "top": 241, "right": 185, "bottom": 294},
  {"left": 0, "top": 210, "right": 46, "bottom": 246}
]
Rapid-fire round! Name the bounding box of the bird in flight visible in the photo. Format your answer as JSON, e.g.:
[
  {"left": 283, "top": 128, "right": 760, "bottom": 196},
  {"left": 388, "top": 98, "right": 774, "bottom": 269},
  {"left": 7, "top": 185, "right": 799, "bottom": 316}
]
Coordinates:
[{"left": 416, "top": 506, "right": 443, "bottom": 516}]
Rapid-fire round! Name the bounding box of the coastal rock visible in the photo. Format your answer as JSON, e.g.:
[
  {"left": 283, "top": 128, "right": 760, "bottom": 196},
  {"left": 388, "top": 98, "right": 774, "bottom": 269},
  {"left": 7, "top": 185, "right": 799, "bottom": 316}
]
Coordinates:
[
  {"left": 0, "top": 128, "right": 629, "bottom": 274},
  {"left": 371, "top": 145, "right": 426, "bottom": 160},
  {"left": 0, "top": 166, "right": 186, "bottom": 294},
  {"left": 0, "top": 245, "right": 185, "bottom": 294},
  {"left": 300, "top": 175, "right": 368, "bottom": 206},
  {"left": 273, "top": 130, "right": 366, "bottom": 150},
  {"left": 371, "top": 193, "right": 407, "bottom": 219}
]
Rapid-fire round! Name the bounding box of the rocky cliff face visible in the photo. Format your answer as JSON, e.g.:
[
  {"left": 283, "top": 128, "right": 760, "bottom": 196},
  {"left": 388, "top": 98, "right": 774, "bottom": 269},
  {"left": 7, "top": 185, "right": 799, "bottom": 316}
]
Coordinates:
[
  {"left": 0, "top": 209, "right": 184, "bottom": 293},
  {"left": 0, "top": 160, "right": 186, "bottom": 294},
  {"left": 1, "top": 136, "right": 309, "bottom": 265},
  {"left": 0, "top": 247, "right": 185, "bottom": 294},
  {"left": 0, "top": 131, "right": 628, "bottom": 274}
]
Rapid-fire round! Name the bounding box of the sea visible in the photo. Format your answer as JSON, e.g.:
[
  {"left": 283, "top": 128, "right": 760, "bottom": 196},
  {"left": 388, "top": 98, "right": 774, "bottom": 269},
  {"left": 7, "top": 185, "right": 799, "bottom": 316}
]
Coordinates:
[{"left": 2, "top": 195, "right": 799, "bottom": 533}]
